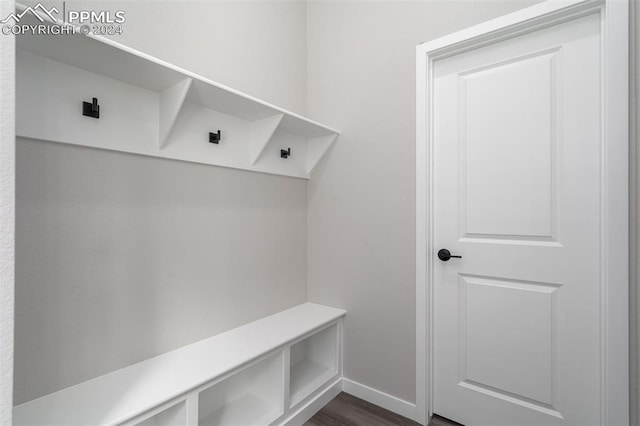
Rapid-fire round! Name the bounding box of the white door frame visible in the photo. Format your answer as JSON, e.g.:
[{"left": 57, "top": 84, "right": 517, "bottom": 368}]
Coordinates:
[{"left": 415, "top": 0, "right": 629, "bottom": 424}]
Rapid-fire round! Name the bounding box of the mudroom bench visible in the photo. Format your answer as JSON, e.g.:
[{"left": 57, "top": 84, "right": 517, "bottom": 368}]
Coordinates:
[{"left": 13, "top": 303, "right": 345, "bottom": 426}]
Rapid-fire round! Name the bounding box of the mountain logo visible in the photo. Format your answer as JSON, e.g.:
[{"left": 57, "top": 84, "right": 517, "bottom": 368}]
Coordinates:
[{"left": 1, "top": 3, "right": 59, "bottom": 24}]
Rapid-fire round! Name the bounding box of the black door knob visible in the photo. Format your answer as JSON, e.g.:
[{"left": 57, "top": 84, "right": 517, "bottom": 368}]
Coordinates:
[{"left": 438, "top": 249, "right": 462, "bottom": 261}]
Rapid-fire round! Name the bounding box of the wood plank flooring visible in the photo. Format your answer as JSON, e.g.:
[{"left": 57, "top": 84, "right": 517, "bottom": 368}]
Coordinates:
[{"left": 304, "top": 392, "right": 461, "bottom": 426}]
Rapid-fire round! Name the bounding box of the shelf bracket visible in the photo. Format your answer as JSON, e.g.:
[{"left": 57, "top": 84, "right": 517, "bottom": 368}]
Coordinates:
[
  {"left": 250, "top": 114, "right": 284, "bottom": 165},
  {"left": 159, "top": 77, "right": 193, "bottom": 149},
  {"left": 306, "top": 134, "right": 338, "bottom": 175}
]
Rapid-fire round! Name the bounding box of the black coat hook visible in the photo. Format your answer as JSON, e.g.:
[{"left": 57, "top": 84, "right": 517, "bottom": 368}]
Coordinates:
[
  {"left": 209, "top": 130, "right": 221, "bottom": 144},
  {"left": 82, "top": 97, "right": 100, "bottom": 119},
  {"left": 281, "top": 148, "right": 291, "bottom": 159}
]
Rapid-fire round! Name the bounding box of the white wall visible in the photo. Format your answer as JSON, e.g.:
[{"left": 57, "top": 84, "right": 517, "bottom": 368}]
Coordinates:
[
  {"left": 14, "top": 0, "right": 309, "bottom": 405},
  {"left": 306, "top": 0, "right": 542, "bottom": 404},
  {"left": 15, "top": 139, "right": 309, "bottom": 404},
  {"left": 630, "top": 0, "right": 639, "bottom": 423},
  {"left": 0, "top": 0, "right": 15, "bottom": 423},
  {"left": 89, "top": 0, "right": 308, "bottom": 114}
]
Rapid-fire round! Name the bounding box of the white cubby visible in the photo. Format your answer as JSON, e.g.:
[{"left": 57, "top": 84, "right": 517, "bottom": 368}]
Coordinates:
[
  {"left": 289, "top": 324, "right": 339, "bottom": 408},
  {"left": 198, "top": 354, "right": 283, "bottom": 426},
  {"left": 15, "top": 5, "right": 339, "bottom": 179},
  {"left": 135, "top": 401, "right": 187, "bottom": 426}
]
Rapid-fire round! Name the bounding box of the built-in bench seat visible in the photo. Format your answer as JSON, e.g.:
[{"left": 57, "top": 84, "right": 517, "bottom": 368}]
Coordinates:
[{"left": 13, "top": 303, "right": 345, "bottom": 426}]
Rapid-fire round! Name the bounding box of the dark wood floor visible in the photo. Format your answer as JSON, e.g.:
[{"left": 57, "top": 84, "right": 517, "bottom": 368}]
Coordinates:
[{"left": 304, "top": 392, "right": 461, "bottom": 426}]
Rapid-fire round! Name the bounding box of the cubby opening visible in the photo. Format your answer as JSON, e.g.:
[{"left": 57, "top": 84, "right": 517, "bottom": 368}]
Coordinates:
[
  {"left": 135, "top": 401, "right": 187, "bottom": 426},
  {"left": 198, "top": 353, "right": 283, "bottom": 426},
  {"left": 289, "top": 324, "right": 338, "bottom": 407}
]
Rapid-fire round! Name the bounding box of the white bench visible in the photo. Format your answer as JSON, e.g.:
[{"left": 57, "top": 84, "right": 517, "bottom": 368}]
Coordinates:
[{"left": 13, "top": 303, "right": 345, "bottom": 426}]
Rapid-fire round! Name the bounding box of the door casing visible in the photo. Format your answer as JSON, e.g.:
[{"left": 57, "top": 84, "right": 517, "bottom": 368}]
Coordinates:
[{"left": 415, "top": 0, "right": 629, "bottom": 424}]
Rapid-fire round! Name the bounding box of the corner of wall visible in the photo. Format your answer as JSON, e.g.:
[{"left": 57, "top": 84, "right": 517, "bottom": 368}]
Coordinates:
[
  {"left": 304, "top": 0, "right": 312, "bottom": 302},
  {"left": 630, "top": 0, "right": 639, "bottom": 424}
]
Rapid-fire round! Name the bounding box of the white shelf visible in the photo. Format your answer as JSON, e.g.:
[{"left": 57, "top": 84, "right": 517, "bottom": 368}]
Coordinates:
[
  {"left": 290, "top": 360, "right": 336, "bottom": 408},
  {"left": 14, "top": 5, "right": 339, "bottom": 179},
  {"left": 12, "top": 303, "right": 345, "bottom": 426},
  {"left": 289, "top": 324, "right": 339, "bottom": 408},
  {"left": 199, "top": 393, "right": 280, "bottom": 426},
  {"left": 135, "top": 401, "right": 187, "bottom": 426},
  {"left": 198, "top": 352, "right": 282, "bottom": 426}
]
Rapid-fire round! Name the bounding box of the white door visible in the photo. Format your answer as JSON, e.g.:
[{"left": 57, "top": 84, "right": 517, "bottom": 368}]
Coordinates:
[{"left": 433, "top": 13, "right": 605, "bottom": 426}]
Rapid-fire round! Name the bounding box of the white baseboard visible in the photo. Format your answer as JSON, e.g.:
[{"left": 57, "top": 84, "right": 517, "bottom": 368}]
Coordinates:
[
  {"left": 341, "top": 378, "right": 417, "bottom": 421},
  {"left": 281, "top": 377, "right": 342, "bottom": 426},
  {"left": 281, "top": 377, "right": 418, "bottom": 425}
]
